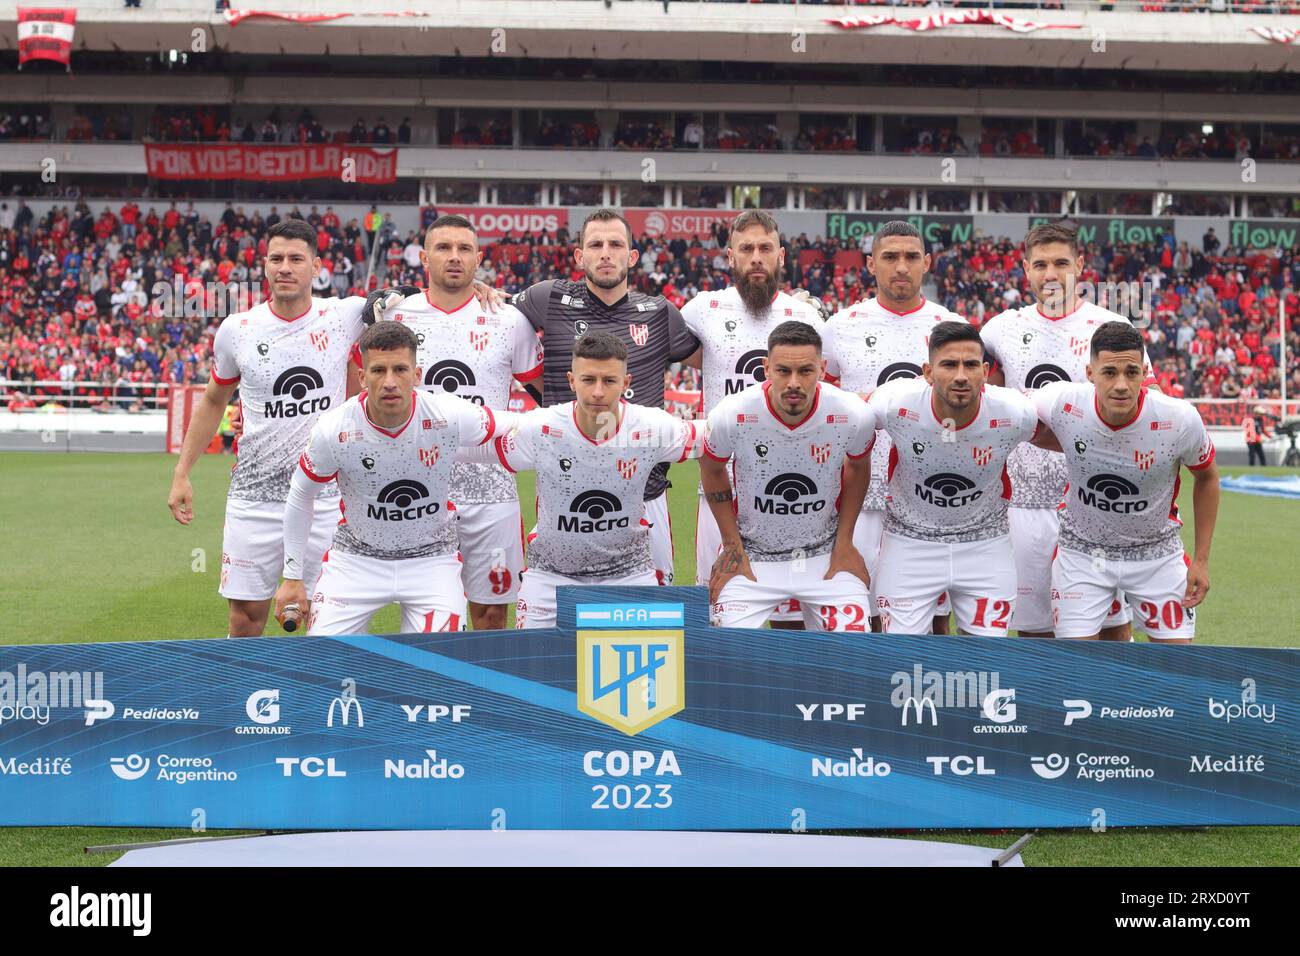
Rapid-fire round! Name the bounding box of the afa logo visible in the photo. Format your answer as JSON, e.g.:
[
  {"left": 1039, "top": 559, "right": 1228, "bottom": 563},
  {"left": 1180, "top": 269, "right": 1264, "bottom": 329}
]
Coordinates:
[
  {"left": 265, "top": 366, "right": 329, "bottom": 418},
  {"left": 578, "top": 633, "right": 685, "bottom": 735},
  {"left": 1024, "top": 363, "right": 1070, "bottom": 389},
  {"left": 726, "top": 350, "right": 767, "bottom": 394}
]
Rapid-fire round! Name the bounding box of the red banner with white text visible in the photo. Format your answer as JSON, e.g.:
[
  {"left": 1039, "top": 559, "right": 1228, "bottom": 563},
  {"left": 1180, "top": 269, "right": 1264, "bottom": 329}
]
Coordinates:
[
  {"left": 17, "top": 8, "right": 76, "bottom": 68},
  {"left": 144, "top": 144, "right": 398, "bottom": 184}
]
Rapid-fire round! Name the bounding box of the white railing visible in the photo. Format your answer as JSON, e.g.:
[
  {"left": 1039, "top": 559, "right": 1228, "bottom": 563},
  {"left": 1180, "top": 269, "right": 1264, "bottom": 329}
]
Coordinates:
[{"left": 0, "top": 379, "right": 175, "bottom": 413}]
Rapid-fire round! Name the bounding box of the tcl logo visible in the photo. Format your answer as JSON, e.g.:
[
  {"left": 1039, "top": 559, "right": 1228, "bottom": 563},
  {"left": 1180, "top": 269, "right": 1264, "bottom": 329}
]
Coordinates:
[
  {"left": 926, "top": 756, "right": 995, "bottom": 776},
  {"left": 276, "top": 756, "right": 346, "bottom": 777}
]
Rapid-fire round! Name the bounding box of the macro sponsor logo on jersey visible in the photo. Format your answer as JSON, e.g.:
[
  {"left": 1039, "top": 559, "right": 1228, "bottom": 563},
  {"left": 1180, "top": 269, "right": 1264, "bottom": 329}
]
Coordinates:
[
  {"left": 577, "top": 634, "right": 685, "bottom": 736},
  {"left": 755, "top": 473, "right": 824, "bottom": 515},
  {"left": 1062, "top": 699, "right": 1173, "bottom": 725},
  {"left": 1031, "top": 752, "right": 1155, "bottom": 782},
  {"left": 811, "top": 748, "right": 892, "bottom": 779},
  {"left": 1024, "top": 363, "right": 1070, "bottom": 389},
  {"left": 425, "top": 359, "right": 485, "bottom": 404},
  {"left": 0, "top": 665, "right": 105, "bottom": 726},
  {"left": 559, "top": 490, "right": 628, "bottom": 533},
  {"left": 1077, "top": 474, "right": 1148, "bottom": 513},
  {"left": 877, "top": 362, "right": 922, "bottom": 385},
  {"left": 264, "top": 366, "right": 329, "bottom": 418},
  {"left": 367, "top": 480, "right": 439, "bottom": 521},
  {"left": 915, "top": 472, "right": 982, "bottom": 508},
  {"left": 974, "top": 688, "right": 1027, "bottom": 734},
  {"left": 727, "top": 350, "right": 767, "bottom": 394},
  {"left": 384, "top": 749, "right": 465, "bottom": 780},
  {"left": 110, "top": 752, "right": 238, "bottom": 784},
  {"left": 890, "top": 665, "right": 1003, "bottom": 724},
  {"left": 237, "top": 688, "right": 291, "bottom": 735}
]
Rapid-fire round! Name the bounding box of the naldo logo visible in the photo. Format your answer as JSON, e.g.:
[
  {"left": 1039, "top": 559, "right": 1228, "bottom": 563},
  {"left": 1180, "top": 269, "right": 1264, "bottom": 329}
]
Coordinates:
[{"left": 975, "top": 688, "right": 1027, "bottom": 734}]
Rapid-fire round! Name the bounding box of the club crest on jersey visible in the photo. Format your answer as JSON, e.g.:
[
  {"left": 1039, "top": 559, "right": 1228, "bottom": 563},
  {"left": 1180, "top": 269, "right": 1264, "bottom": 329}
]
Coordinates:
[
  {"left": 724, "top": 319, "right": 736, "bottom": 332},
  {"left": 865, "top": 335, "right": 878, "bottom": 348},
  {"left": 470, "top": 330, "right": 489, "bottom": 351},
  {"left": 755, "top": 442, "right": 769, "bottom": 459},
  {"left": 629, "top": 323, "right": 650, "bottom": 347},
  {"left": 257, "top": 342, "right": 270, "bottom": 356},
  {"left": 1074, "top": 439, "right": 1087, "bottom": 455},
  {"left": 811, "top": 443, "right": 833, "bottom": 465},
  {"left": 559, "top": 457, "right": 573, "bottom": 472},
  {"left": 912, "top": 441, "right": 926, "bottom": 456},
  {"left": 419, "top": 447, "right": 439, "bottom": 468},
  {"left": 1070, "top": 336, "right": 1089, "bottom": 356},
  {"left": 362, "top": 455, "right": 375, "bottom": 470},
  {"left": 1133, "top": 449, "right": 1156, "bottom": 471},
  {"left": 616, "top": 458, "right": 638, "bottom": 480},
  {"left": 574, "top": 320, "right": 589, "bottom": 336},
  {"left": 972, "top": 445, "right": 994, "bottom": 466},
  {"left": 414, "top": 331, "right": 425, "bottom": 346},
  {"left": 1022, "top": 332, "right": 1034, "bottom": 345},
  {"left": 310, "top": 330, "right": 330, "bottom": 353}
]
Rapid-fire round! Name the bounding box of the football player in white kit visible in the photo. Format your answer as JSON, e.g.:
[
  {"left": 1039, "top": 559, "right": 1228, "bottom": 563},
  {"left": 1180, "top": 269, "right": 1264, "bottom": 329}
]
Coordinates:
[
  {"left": 273, "top": 321, "right": 514, "bottom": 635},
  {"left": 1032, "top": 322, "right": 1219, "bottom": 643},
  {"left": 679, "top": 209, "right": 822, "bottom": 627},
  {"left": 168, "top": 219, "right": 365, "bottom": 637},
  {"left": 479, "top": 331, "right": 698, "bottom": 630},
  {"left": 371, "top": 214, "right": 543, "bottom": 631},
  {"left": 865, "top": 322, "right": 1057, "bottom": 637},
  {"left": 821, "top": 220, "right": 966, "bottom": 633},
  {"left": 702, "top": 322, "right": 874, "bottom": 632},
  {"left": 981, "top": 222, "right": 1147, "bottom": 639}
]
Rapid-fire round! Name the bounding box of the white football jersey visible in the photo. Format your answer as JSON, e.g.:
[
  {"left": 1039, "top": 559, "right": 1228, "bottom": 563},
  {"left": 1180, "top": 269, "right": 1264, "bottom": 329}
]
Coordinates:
[
  {"left": 981, "top": 300, "right": 1146, "bottom": 509},
  {"left": 864, "top": 379, "right": 1038, "bottom": 543},
  {"left": 297, "top": 390, "right": 497, "bottom": 560},
  {"left": 1032, "top": 382, "right": 1215, "bottom": 560},
  {"left": 212, "top": 296, "right": 365, "bottom": 501},
  {"left": 495, "top": 401, "right": 695, "bottom": 578},
  {"left": 822, "top": 296, "right": 967, "bottom": 511},
  {"left": 703, "top": 382, "right": 873, "bottom": 562},
  {"left": 681, "top": 286, "right": 823, "bottom": 415},
  {"left": 375, "top": 292, "right": 543, "bottom": 505}
]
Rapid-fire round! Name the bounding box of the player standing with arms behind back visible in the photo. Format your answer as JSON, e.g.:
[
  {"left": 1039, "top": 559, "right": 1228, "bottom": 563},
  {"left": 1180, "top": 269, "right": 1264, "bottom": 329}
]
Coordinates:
[
  {"left": 821, "top": 220, "right": 966, "bottom": 632},
  {"left": 372, "top": 214, "right": 544, "bottom": 631},
  {"left": 1032, "top": 322, "right": 1219, "bottom": 643},
  {"left": 167, "top": 219, "right": 365, "bottom": 637}
]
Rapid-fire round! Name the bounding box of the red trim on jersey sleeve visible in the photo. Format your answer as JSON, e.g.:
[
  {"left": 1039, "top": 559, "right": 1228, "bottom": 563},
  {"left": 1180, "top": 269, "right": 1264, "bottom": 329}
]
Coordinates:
[
  {"left": 211, "top": 370, "right": 240, "bottom": 385},
  {"left": 887, "top": 444, "right": 900, "bottom": 483},
  {"left": 493, "top": 435, "right": 516, "bottom": 473},
  {"left": 701, "top": 437, "right": 729, "bottom": 462},
  {"left": 350, "top": 344, "right": 362, "bottom": 368},
  {"left": 1001, "top": 463, "right": 1012, "bottom": 500},
  {"left": 1169, "top": 474, "right": 1183, "bottom": 525},
  {"left": 823, "top": 373, "right": 841, "bottom": 387},
  {"left": 846, "top": 440, "right": 871, "bottom": 460},
  {"left": 677, "top": 421, "right": 698, "bottom": 463},
  {"left": 299, "top": 454, "right": 337, "bottom": 483},
  {"left": 515, "top": 363, "right": 544, "bottom": 383},
  {"left": 1187, "top": 443, "right": 1216, "bottom": 471},
  {"left": 480, "top": 405, "right": 496, "bottom": 444}
]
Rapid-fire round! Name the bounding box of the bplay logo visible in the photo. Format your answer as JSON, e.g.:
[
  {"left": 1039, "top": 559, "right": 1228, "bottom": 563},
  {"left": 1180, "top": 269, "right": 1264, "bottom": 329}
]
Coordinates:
[{"left": 1207, "top": 696, "right": 1275, "bottom": 724}]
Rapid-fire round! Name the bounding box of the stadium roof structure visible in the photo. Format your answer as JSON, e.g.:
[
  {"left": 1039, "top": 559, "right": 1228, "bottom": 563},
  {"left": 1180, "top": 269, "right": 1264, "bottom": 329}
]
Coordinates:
[{"left": 1, "top": 0, "right": 1298, "bottom": 74}]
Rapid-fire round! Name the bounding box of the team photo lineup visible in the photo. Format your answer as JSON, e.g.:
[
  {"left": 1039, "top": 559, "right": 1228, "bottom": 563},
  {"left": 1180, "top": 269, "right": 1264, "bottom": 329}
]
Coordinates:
[{"left": 165, "top": 210, "right": 1220, "bottom": 642}]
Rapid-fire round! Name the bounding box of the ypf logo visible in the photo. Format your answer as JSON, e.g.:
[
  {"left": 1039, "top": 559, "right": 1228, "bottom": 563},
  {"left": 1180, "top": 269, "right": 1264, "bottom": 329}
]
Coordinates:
[
  {"left": 367, "top": 480, "right": 437, "bottom": 520},
  {"left": 757, "top": 473, "right": 823, "bottom": 515},
  {"left": 265, "top": 366, "right": 328, "bottom": 418},
  {"left": 916, "top": 472, "right": 981, "bottom": 508},
  {"left": 726, "top": 350, "right": 767, "bottom": 394},
  {"left": 559, "top": 490, "right": 627, "bottom": 533},
  {"left": 1078, "top": 474, "right": 1147, "bottom": 513},
  {"left": 426, "top": 359, "right": 476, "bottom": 393},
  {"left": 877, "top": 361, "right": 921, "bottom": 385},
  {"left": 1024, "top": 363, "right": 1070, "bottom": 389},
  {"left": 578, "top": 633, "right": 684, "bottom": 735}
]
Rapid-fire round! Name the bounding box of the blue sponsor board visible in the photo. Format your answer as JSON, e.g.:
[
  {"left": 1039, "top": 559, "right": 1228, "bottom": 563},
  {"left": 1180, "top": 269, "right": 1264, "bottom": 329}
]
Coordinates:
[{"left": 0, "top": 587, "right": 1295, "bottom": 830}]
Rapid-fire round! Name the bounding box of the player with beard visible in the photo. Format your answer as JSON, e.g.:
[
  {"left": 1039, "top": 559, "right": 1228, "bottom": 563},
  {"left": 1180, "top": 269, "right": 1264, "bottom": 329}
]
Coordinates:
[
  {"left": 168, "top": 219, "right": 365, "bottom": 637},
  {"left": 820, "top": 220, "right": 966, "bottom": 633},
  {"left": 363, "top": 215, "right": 543, "bottom": 631},
  {"left": 679, "top": 210, "right": 822, "bottom": 626},
  {"left": 981, "top": 222, "right": 1152, "bottom": 640}
]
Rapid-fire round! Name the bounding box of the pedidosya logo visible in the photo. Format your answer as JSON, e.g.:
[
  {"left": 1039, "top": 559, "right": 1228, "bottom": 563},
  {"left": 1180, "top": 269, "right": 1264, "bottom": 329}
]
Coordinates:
[
  {"left": 728, "top": 350, "right": 767, "bottom": 393},
  {"left": 1078, "top": 474, "right": 1148, "bottom": 513},
  {"left": 756, "top": 473, "right": 823, "bottom": 515},
  {"left": 426, "top": 359, "right": 483, "bottom": 403},
  {"left": 916, "top": 472, "right": 981, "bottom": 508},
  {"left": 877, "top": 361, "right": 921, "bottom": 385},
  {"left": 559, "top": 490, "right": 626, "bottom": 532},
  {"left": 368, "top": 480, "right": 437, "bottom": 520},
  {"left": 1024, "top": 363, "right": 1070, "bottom": 389},
  {"left": 265, "top": 366, "right": 328, "bottom": 418},
  {"left": 578, "top": 633, "right": 684, "bottom": 735}
]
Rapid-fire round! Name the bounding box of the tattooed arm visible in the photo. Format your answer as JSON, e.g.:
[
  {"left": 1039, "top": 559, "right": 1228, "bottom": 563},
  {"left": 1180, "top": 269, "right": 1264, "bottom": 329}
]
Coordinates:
[{"left": 700, "top": 452, "right": 756, "bottom": 605}]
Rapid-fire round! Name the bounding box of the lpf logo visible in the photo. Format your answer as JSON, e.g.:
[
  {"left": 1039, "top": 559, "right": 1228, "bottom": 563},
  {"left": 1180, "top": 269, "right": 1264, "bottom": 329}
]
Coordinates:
[
  {"left": 629, "top": 323, "right": 650, "bottom": 347},
  {"left": 810, "top": 442, "right": 832, "bottom": 465},
  {"left": 469, "top": 330, "right": 489, "bottom": 352},
  {"left": 972, "top": 445, "right": 993, "bottom": 467},
  {"left": 310, "top": 330, "right": 330, "bottom": 353},
  {"left": 616, "top": 458, "right": 638, "bottom": 480},
  {"left": 419, "top": 447, "right": 439, "bottom": 468},
  {"left": 578, "top": 632, "right": 684, "bottom": 736},
  {"left": 1133, "top": 449, "right": 1156, "bottom": 471}
]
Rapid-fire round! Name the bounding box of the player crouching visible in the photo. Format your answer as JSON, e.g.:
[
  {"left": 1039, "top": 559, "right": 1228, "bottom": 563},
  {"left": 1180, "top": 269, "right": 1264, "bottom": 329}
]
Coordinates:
[
  {"left": 1032, "top": 322, "right": 1220, "bottom": 642},
  {"left": 701, "top": 321, "right": 874, "bottom": 631},
  {"left": 274, "top": 322, "right": 513, "bottom": 635}
]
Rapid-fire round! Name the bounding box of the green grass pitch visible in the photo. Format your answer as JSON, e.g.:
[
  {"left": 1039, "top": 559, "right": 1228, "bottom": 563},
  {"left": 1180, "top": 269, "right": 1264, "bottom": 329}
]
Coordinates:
[{"left": 0, "top": 451, "right": 1295, "bottom": 865}]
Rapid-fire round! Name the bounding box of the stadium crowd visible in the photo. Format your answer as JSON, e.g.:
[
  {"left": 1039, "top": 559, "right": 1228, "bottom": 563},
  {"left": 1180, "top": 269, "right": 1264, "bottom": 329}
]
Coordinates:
[{"left": 1, "top": 199, "right": 1296, "bottom": 413}]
